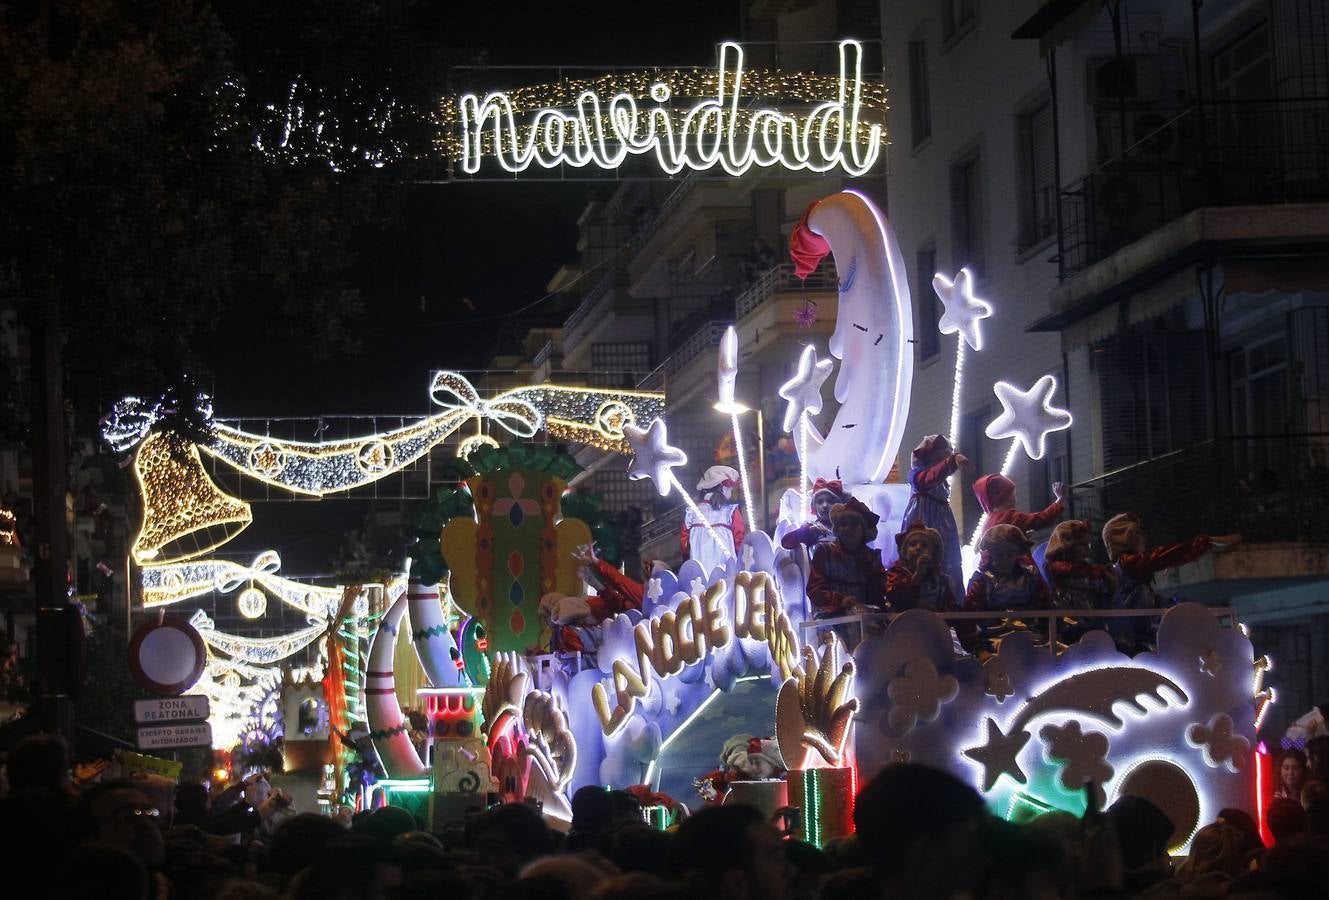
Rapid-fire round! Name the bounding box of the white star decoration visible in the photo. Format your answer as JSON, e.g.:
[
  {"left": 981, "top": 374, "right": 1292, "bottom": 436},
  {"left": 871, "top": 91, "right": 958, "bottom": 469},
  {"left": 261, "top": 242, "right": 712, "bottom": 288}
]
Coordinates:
[
  {"left": 933, "top": 268, "right": 992, "bottom": 352},
  {"left": 624, "top": 418, "right": 688, "bottom": 497},
  {"left": 664, "top": 687, "right": 683, "bottom": 715},
  {"left": 985, "top": 375, "right": 1073, "bottom": 461},
  {"left": 778, "top": 344, "right": 834, "bottom": 433}
]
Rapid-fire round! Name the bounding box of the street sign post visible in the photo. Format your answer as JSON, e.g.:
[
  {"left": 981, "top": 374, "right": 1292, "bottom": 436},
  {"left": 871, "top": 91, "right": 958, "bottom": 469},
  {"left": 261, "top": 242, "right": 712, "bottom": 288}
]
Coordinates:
[
  {"left": 136, "top": 722, "right": 213, "bottom": 751},
  {"left": 133, "top": 695, "right": 211, "bottom": 725}
]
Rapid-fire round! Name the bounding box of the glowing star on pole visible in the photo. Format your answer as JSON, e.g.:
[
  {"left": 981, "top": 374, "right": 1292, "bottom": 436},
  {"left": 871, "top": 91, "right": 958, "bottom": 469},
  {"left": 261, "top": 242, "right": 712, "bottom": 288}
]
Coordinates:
[
  {"left": 933, "top": 268, "right": 991, "bottom": 352},
  {"left": 624, "top": 418, "right": 687, "bottom": 498},
  {"left": 984, "top": 375, "right": 1073, "bottom": 461},
  {"left": 778, "top": 345, "right": 834, "bottom": 433}
]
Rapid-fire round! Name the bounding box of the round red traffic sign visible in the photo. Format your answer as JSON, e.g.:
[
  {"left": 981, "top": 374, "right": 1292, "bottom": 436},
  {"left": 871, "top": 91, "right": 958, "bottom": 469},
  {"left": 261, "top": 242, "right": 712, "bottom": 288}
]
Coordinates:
[{"left": 128, "top": 617, "right": 207, "bottom": 696}]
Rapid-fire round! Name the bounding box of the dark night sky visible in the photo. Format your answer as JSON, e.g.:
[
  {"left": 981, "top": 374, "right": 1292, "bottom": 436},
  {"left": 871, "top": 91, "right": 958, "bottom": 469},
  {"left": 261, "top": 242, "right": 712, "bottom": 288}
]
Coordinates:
[
  {"left": 208, "top": 1, "right": 744, "bottom": 418},
  {"left": 199, "top": 1, "right": 743, "bottom": 571}
]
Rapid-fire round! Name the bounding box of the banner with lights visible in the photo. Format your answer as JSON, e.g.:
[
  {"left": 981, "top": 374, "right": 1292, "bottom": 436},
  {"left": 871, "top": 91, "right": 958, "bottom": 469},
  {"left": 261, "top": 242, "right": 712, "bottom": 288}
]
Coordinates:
[
  {"left": 102, "top": 372, "right": 664, "bottom": 750},
  {"left": 439, "top": 39, "right": 886, "bottom": 179}
]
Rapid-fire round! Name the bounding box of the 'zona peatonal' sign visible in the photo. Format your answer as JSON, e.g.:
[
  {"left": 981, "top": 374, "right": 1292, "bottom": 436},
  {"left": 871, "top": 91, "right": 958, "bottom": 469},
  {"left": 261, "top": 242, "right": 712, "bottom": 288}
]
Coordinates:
[
  {"left": 134, "top": 695, "right": 210, "bottom": 725},
  {"left": 445, "top": 40, "right": 885, "bottom": 178}
]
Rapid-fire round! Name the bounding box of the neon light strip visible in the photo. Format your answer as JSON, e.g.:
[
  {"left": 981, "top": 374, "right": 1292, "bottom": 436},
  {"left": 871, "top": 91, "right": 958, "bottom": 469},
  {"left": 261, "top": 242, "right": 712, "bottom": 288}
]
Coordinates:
[
  {"left": 643, "top": 688, "right": 723, "bottom": 789},
  {"left": 732, "top": 411, "right": 757, "bottom": 532},
  {"left": 1256, "top": 742, "right": 1271, "bottom": 846},
  {"left": 642, "top": 676, "right": 763, "bottom": 789},
  {"left": 456, "top": 41, "right": 883, "bottom": 177},
  {"left": 947, "top": 336, "right": 966, "bottom": 488},
  {"left": 803, "top": 769, "right": 821, "bottom": 847},
  {"left": 799, "top": 412, "right": 811, "bottom": 515},
  {"left": 379, "top": 778, "right": 432, "bottom": 794}
]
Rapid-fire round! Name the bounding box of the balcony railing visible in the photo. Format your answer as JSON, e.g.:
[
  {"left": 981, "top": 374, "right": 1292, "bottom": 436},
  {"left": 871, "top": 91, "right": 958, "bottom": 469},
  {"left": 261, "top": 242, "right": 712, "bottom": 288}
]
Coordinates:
[
  {"left": 636, "top": 320, "right": 729, "bottom": 391},
  {"left": 639, "top": 504, "right": 686, "bottom": 548},
  {"left": 1069, "top": 433, "right": 1329, "bottom": 547},
  {"left": 1058, "top": 98, "right": 1329, "bottom": 278},
  {"left": 624, "top": 170, "right": 702, "bottom": 255},
  {"left": 561, "top": 267, "right": 623, "bottom": 345},
  {"left": 532, "top": 339, "right": 557, "bottom": 369},
  {"left": 734, "top": 263, "right": 839, "bottom": 320}
]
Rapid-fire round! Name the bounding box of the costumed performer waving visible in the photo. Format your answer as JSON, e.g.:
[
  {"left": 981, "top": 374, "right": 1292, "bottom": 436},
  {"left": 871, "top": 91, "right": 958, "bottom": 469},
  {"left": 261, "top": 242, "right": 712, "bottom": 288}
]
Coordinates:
[{"left": 681, "top": 465, "right": 745, "bottom": 578}]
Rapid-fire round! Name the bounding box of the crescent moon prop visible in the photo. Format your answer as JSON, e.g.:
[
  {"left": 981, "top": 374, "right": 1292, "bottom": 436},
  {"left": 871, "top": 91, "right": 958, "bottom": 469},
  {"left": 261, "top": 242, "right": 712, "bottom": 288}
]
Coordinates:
[
  {"left": 366, "top": 585, "right": 427, "bottom": 778},
  {"left": 962, "top": 667, "right": 1189, "bottom": 791},
  {"left": 799, "top": 190, "right": 914, "bottom": 485}
]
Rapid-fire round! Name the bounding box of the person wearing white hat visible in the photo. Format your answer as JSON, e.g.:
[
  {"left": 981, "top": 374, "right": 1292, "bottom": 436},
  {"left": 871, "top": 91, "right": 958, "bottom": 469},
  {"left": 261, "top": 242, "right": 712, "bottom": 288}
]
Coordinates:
[{"left": 680, "top": 465, "right": 745, "bottom": 578}]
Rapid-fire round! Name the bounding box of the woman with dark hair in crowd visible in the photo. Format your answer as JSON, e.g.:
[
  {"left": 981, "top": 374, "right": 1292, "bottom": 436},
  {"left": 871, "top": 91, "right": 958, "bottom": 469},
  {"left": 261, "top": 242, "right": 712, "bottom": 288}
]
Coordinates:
[{"left": 1274, "top": 747, "right": 1309, "bottom": 800}]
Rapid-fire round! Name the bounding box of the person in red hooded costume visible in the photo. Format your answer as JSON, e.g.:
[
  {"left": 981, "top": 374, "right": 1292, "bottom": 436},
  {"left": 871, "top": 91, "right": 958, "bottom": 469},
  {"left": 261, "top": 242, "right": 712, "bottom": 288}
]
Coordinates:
[{"left": 972, "top": 473, "right": 1065, "bottom": 537}]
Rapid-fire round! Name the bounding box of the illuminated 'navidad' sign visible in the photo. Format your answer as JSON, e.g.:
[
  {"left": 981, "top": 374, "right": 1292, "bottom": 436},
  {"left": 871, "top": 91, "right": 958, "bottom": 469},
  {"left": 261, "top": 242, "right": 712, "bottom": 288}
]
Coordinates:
[{"left": 448, "top": 40, "right": 885, "bottom": 177}]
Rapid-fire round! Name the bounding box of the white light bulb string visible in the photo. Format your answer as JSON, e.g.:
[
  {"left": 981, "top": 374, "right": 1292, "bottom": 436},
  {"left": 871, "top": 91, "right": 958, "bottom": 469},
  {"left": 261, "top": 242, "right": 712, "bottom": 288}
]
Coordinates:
[
  {"left": 731, "top": 411, "right": 757, "bottom": 533},
  {"left": 799, "top": 411, "right": 811, "bottom": 515},
  {"left": 947, "top": 335, "right": 966, "bottom": 488}
]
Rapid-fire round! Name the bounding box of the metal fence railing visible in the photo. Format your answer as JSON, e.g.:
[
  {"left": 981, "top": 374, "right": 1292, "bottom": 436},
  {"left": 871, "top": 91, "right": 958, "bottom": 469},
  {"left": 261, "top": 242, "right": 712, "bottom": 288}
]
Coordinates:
[
  {"left": 801, "top": 607, "right": 1237, "bottom": 651},
  {"left": 639, "top": 504, "right": 686, "bottom": 548},
  {"left": 734, "top": 263, "right": 839, "bottom": 320},
  {"left": 1058, "top": 98, "right": 1329, "bottom": 278},
  {"left": 636, "top": 320, "right": 729, "bottom": 392},
  {"left": 561, "top": 267, "right": 624, "bottom": 345},
  {"left": 1068, "top": 434, "right": 1329, "bottom": 547}
]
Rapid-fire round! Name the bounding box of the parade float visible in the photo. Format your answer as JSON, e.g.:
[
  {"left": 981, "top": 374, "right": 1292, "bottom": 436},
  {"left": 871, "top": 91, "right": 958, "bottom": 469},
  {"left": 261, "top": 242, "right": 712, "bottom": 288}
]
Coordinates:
[
  {"left": 100, "top": 38, "right": 1272, "bottom": 848},
  {"left": 102, "top": 188, "right": 1272, "bottom": 850}
]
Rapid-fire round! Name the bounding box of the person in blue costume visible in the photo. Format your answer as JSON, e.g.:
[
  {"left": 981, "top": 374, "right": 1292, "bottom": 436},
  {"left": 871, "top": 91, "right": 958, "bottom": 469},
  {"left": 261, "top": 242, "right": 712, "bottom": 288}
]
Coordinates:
[{"left": 900, "top": 434, "right": 969, "bottom": 599}]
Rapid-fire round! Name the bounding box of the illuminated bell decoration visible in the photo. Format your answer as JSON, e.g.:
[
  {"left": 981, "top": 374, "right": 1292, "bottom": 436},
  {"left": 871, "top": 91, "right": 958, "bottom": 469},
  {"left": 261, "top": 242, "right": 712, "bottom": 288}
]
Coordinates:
[
  {"left": 132, "top": 432, "right": 252, "bottom": 564},
  {"left": 237, "top": 587, "right": 268, "bottom": 619}
]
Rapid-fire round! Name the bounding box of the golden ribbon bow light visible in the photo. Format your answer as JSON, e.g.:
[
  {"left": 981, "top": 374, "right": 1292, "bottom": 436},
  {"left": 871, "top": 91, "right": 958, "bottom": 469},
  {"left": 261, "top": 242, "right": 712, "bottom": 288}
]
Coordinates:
[{"left": 429, "top": 371, "right": 543, "bottom": 439}]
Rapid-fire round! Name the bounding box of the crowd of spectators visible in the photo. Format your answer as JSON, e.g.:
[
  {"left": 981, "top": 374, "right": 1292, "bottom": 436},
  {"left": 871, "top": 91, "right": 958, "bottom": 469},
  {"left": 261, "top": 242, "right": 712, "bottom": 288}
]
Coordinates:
[{"left": 2, "top": 732, "right": 1327, "bottom": 900}]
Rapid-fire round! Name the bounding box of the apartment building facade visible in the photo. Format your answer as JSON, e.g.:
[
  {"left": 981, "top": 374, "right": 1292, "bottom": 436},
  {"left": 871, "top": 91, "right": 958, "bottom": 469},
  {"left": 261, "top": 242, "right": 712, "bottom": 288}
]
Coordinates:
[{"left": 915, "top": 0, "right": 1329, "bottom": 737}]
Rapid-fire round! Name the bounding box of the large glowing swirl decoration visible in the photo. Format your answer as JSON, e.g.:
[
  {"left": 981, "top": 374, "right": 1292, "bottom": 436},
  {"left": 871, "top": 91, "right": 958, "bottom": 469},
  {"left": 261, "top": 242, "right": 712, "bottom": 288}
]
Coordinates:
[
  {"left": 797, "top": 190, "right": 914, "bottom": 485},
  {"left": 164, "top": 375, "right": 661, "bottom": 498}
]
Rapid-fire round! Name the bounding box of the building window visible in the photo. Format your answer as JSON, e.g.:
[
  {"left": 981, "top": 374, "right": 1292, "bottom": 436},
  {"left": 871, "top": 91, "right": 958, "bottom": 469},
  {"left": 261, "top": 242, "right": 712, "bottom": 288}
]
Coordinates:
[
  {"left": 942, "top": 0, "right": 976, "bottom": 42},
  {"left": 916, "top": 244, "right": 939, "bottom": 362},
  {"left": 589, "top": 468, "right": 654, "bottom": 515},
  {"left": 591, "top": 342, "right": 651, "bottom": 388},
  {"left": 908, "top": 40, "right": 932, "bottom": 148},
  {"left": 1017, "top": 99, "right": 1056, "bottom": 251},
  {"left": 950, "top": 152, "right": 985, "bottom": 279},
  {"left": 1230, "top": 332, "right": 1290, "bottom": 480},
  {"left": 1213, "top": 22, "right": 1272, "bottom": 101}
]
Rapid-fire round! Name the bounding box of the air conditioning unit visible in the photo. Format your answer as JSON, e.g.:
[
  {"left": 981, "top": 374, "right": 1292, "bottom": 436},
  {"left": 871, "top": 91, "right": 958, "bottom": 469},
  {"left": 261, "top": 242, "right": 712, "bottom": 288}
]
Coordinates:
[{"left": 1089, "top": 55, "right": 1163, "bottom": 105}]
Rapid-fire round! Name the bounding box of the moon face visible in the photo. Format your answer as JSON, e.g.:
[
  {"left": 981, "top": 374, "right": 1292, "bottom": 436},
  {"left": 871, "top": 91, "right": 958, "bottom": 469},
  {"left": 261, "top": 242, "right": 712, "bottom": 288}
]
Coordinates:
[
  {"left": 801, "top": 190, "right": 914, "bottom": 485},
  {"left": 1113, "top": 759, "right": 1202, "bottom": 853}
]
